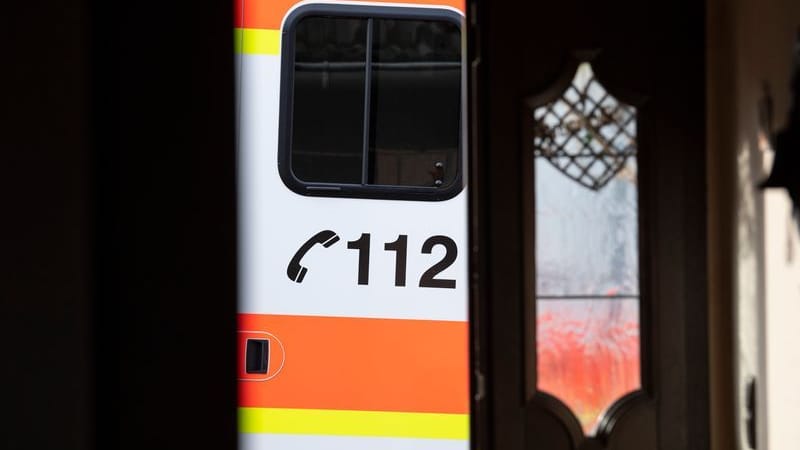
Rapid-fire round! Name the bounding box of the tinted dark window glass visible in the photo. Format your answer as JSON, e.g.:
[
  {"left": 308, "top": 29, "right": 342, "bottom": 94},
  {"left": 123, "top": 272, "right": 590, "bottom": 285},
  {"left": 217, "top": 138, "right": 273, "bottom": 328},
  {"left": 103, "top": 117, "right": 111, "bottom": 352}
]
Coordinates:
[
  {"left": 285, "top": 10, "right": 461, "bottom": 197},
  {"left": 368, "top": 19, "right": 460, "bottom": 187},
  {"left": 292, "top": 17, "right": 367, "bottom": 184}
]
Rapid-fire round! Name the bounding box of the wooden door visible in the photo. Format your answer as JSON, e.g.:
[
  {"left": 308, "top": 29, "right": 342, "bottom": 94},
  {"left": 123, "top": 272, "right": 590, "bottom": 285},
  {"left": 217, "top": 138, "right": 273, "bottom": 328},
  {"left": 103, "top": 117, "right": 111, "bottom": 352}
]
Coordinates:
[{"left": 468, "top": 1, "right": 708, "bottom": 449}]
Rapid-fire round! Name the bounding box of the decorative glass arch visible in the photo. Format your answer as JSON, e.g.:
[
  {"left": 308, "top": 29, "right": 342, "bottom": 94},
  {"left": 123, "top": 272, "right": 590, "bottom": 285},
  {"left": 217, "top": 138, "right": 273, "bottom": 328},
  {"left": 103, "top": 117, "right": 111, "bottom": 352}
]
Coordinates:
[{"left": 532, "top": 63, "right": 637, "bottom": 191}]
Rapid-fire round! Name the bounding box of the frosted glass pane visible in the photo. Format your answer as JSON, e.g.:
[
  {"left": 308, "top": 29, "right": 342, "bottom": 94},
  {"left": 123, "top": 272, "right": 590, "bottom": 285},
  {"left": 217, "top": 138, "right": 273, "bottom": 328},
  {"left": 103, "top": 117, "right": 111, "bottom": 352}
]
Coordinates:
[
  {"left": 535, "top": 157, "right": 638, "bottom": 297},
  {"left": 536, "top": 299, "right": 640, "bottom": 434}
]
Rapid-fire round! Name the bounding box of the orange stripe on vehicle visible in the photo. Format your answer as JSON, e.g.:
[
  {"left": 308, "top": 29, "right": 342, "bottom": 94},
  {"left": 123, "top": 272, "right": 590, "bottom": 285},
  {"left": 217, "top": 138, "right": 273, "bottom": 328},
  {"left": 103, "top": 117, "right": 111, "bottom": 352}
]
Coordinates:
[
  {"left": 235, "top": 0, "right": 466, "bottom": 30},
  {"left": 238, "top": 314, "right": 469, "bottom": 414}
]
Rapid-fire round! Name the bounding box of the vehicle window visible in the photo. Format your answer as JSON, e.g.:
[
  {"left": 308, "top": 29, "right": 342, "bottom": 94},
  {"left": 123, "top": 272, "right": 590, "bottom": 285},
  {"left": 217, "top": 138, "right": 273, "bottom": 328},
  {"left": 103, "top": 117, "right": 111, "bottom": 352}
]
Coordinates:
[{"left": 282, "top": 8, "right": 462, "bottom": 200}]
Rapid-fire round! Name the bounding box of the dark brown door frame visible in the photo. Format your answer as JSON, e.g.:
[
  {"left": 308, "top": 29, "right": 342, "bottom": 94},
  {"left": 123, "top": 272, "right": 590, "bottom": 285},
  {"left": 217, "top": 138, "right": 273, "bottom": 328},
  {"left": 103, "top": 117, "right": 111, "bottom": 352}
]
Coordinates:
[{"left": 468, "top": 1, "right": 709, "bottom": 449}]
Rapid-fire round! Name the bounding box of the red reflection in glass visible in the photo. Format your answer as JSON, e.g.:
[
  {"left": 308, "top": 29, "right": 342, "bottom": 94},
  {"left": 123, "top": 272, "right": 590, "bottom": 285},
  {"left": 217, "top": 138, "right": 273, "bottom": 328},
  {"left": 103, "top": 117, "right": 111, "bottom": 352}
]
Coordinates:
[{"left": 536, "top": 299, "right": 640, "bottom": 434}]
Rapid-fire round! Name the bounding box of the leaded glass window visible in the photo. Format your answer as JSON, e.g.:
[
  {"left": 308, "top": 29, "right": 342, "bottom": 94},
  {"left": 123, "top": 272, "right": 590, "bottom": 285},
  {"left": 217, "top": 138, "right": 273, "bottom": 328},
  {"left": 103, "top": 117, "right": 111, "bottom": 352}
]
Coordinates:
[{"left": 530, "top": 62, "right": 640, "bottom": 435}]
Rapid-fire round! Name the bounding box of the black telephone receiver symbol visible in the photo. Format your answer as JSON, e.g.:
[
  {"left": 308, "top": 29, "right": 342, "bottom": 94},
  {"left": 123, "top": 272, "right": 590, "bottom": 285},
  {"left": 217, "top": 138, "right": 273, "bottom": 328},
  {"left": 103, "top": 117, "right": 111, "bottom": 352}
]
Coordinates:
[{"left": 287, "top": 230, "right": 340, "bottom": 283}]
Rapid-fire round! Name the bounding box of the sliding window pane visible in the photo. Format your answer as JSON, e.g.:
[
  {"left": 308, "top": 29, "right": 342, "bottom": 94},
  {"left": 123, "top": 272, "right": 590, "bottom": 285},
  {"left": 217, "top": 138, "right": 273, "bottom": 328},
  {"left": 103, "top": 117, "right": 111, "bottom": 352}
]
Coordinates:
[
  {"left": 368, "top": 19, "right": 460, "bottom": 188},
  {"left": 292, "top": 17, "right": 367, "bottom": 184}
]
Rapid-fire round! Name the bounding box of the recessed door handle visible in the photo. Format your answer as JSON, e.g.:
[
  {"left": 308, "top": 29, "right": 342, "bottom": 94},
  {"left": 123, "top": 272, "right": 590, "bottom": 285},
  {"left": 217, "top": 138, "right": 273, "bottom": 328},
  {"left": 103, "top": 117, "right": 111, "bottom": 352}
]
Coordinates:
[{"left": 246, "top": 339, "right": 269, "bottom": 374}]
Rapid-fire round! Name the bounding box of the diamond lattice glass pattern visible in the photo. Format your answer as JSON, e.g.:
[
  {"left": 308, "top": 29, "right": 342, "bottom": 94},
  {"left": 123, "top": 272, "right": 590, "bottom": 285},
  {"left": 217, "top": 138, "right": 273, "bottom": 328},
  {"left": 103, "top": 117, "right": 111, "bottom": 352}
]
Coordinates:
[{"left": 532, "top": 63, "right": 636, "bottom": 191}]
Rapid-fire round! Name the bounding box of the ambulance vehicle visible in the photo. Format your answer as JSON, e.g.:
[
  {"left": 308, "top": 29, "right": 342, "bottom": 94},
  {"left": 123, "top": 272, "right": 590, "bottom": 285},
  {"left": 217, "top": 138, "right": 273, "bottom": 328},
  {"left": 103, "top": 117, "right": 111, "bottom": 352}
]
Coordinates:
[{"left": 235, "top": 0, "right": 469, "bottom": 449}]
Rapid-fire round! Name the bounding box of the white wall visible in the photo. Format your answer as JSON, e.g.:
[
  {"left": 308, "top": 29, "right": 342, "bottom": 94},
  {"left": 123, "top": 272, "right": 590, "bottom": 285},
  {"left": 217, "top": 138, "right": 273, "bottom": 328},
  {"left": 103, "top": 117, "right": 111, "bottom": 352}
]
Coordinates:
[{"left": 727, "top": 1, "right": 800, "bottom": 448}]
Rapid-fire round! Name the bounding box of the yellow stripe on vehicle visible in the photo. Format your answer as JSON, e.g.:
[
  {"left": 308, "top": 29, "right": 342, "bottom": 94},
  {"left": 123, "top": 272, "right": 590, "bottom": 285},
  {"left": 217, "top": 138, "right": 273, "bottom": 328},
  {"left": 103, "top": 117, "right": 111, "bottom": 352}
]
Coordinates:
[
  {"left": 235, "top": 28, "right": 280, "bottom": 55},
  {"left": 238, "top": 407, "right": 469, "bottom": 440}
]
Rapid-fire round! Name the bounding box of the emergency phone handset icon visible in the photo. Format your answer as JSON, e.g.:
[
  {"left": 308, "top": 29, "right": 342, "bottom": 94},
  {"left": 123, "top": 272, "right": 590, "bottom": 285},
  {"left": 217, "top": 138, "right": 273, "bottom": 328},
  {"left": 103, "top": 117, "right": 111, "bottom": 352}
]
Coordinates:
[{"left": 287, "top": 230, "right": 340, "bottom": 283}]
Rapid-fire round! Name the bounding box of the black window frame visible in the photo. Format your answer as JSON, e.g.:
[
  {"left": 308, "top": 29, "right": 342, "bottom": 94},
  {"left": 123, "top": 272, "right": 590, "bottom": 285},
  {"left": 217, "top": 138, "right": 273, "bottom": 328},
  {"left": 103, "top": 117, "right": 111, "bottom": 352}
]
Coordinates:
[{"left": 277, "top": 4, "right": 464, "bottom": 201}]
